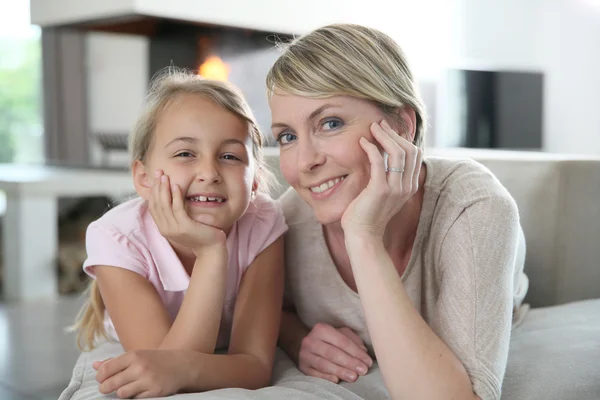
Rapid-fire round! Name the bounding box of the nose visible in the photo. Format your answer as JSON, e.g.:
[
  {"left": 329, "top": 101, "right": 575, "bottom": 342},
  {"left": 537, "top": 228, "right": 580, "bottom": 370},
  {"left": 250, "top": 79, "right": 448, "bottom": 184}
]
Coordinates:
[
  {"left": 195, "top": 158, "right": 222, "bottom": 184},
  {"left": 297, "top": 136, "right": 325, "bottom": 173}
]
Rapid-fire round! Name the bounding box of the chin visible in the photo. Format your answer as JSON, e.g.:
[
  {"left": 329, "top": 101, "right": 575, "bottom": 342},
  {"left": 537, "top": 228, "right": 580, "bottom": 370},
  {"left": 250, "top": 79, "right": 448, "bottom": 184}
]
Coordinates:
[{"left": 312, "top": 204, "right": 346, "bottom": 226}]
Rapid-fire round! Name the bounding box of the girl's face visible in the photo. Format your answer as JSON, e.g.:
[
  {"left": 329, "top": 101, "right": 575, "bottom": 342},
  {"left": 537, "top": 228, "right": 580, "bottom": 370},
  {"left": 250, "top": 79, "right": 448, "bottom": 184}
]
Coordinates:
[
  {"left": 134, "top": 93, "right": 255, "bottom": 233},
  {"left": 270, "top": 92, "right": 394, "bottom": 225}
]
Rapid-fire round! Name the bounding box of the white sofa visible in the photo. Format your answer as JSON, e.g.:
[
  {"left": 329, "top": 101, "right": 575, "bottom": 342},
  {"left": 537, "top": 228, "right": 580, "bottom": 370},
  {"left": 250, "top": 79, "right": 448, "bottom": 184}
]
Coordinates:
[{"left": 60, "top": 148, "right": 600, "bottom": 400}]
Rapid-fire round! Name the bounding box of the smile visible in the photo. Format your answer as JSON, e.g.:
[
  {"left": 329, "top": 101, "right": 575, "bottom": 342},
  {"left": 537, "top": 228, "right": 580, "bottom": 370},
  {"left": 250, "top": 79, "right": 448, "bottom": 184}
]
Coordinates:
[
  {"left": 309, "top": 175, "right": 347, "bottom": 194},
  {"left": 187, "top": 195, "right": 226, "bottom": 203}
]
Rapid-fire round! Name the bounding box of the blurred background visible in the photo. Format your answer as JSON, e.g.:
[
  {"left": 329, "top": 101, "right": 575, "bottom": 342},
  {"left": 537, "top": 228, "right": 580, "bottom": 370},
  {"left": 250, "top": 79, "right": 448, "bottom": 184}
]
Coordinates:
[{"left": 0, "top": 0, "right": 599, "bottom": 398}]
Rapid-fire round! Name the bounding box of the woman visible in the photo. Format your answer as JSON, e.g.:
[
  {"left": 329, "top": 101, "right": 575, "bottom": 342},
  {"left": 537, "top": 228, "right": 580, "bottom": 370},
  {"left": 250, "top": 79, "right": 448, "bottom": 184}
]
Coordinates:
[{"left": 267, "top": 24, "right": 528, "bottom": 400}]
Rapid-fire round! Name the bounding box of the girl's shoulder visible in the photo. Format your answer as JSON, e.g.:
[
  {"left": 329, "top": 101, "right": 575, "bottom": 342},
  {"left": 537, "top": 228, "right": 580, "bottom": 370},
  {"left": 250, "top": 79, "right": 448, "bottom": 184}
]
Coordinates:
[
  {"left": 88, "top": 196, "right": 148, "bottom": 238},
  {"left": 236, "top": 192, "right": 286, "bottom": 230}
]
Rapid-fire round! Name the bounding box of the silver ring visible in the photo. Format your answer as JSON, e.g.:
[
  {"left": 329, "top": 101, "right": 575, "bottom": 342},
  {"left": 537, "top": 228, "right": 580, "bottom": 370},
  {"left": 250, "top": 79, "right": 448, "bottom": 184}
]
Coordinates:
[{"left": 387, "top": 167, "right": 404, "bottom": 173}]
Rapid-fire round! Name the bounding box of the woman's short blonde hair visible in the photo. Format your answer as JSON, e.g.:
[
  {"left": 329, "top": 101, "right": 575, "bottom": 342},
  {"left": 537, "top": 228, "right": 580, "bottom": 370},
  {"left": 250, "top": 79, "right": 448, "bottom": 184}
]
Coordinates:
[{"left": 266, "top": 23, "right": 427, "bottom": 147}]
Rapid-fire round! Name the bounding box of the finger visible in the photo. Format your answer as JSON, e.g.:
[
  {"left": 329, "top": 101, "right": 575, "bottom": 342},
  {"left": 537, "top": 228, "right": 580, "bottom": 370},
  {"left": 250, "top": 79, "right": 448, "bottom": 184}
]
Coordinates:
[
  {"left": 96, "top": 355, "right": 130, "bottom": 384},
  {"left": 380, "top": 120, "right": 419, "bottom": 192},
  {"left": 304, "top": 367, "right": 340, "bottom": 384},
  {"left": 310, "top": 325, "right": 372, "bottom": 371},
  {"left": 114, "top": 380, "right": 145, "bottom": 399},
  {"left": 134, "top": 391, "right": 158, "bottom": 399},
  {"left": 150, "top": 170, "right": 170, "bottom": 230},
  {"left": 98, "top": 368, "right": 138, "bottom": 395},
  {"left": 337, "top": 327, "right": 370, "bottom": 354},
  {"left": 413, "top": 147, "right": 424, "bottom": 192},
  {"left": 305, "top": 353, "right": 358, "bottom": 383},
  {"left": 310, "top": 339, "right": 370, "bottom": 376},
  {"left": 359, "top": 136, "right": 387, "bottom": 187},
  {"left": 156, "top": 175, "right": 177, "bottom": 234},
  {"left": 171, "top": 183, "right": 189, "bottom": 223},
  {"left": 92, "top": 358, "right": 111, "bottom": 370},
  {"left": 371, "top": 121, "right": 406, "bottom": 183}
]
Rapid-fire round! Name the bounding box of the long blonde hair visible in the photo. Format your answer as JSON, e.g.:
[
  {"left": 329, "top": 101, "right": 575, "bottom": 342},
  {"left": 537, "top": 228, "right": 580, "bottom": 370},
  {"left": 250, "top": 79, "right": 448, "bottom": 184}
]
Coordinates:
[
  {"left": 72, "top": 68, "right": 277, "bottom": 350},
  {"left": 266, "top": 23, "right": 428, "bottom": 146}
]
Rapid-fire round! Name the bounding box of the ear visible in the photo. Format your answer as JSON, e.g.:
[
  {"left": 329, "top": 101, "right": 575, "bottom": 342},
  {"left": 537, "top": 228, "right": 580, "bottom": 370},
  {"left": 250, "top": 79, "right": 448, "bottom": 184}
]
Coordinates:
[
  {"left": 396, "top": 106, "right": 417, "bottom": 143},
  {"left": 132, "top": 159, "right": 153, "bottom": 201}
]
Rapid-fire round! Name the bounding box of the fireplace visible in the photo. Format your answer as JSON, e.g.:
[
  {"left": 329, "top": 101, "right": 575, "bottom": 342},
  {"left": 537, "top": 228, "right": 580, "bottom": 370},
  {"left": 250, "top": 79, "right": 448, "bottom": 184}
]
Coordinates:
[
  {"left": 32, "top": 4, "right": 296, "bottom": 167},
  {"left": 86, "top": 17, "right": 292, "bottom": 156}
]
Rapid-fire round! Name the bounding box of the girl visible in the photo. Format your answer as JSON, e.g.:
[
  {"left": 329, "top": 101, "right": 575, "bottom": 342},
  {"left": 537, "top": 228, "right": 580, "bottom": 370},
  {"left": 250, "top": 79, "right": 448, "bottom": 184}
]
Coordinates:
[{"left": 71, "top": 68, "right": 287, "bottom": 398}]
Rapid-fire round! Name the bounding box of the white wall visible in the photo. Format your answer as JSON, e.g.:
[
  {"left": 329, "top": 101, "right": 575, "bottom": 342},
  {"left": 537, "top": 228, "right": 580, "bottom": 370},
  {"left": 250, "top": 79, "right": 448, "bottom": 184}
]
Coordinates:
[
  {"left": 538, "top": 0, "right": 600, "bottom": 154},
  {"left": 433, "top": 0, "right": 600, "bottom": 155},
  {"left": 83, "top": 0, "right": 600, "bottom": 157},
  {"left": 85, "top": 32, "right": 148, "bottom": 164}
]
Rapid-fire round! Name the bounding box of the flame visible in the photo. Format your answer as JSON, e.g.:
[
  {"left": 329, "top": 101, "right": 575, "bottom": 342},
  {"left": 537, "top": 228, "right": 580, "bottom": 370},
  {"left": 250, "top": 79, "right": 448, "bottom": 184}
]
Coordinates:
[{"left": 198, "top": 56, "right": 231, "bottom": 81}]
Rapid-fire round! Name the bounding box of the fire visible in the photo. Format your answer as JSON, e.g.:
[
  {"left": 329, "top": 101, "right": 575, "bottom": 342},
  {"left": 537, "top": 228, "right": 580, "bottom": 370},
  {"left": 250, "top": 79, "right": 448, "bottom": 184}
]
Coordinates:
[{"left": 198, "top": 56, "right": 231, "bottom": 81}]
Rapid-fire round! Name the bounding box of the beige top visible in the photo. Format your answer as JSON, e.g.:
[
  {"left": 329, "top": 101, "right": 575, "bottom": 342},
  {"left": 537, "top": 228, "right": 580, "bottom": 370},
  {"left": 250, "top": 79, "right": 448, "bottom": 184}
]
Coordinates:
[{"left": 280, "top": 156, "right": 529, "bottom": 400}]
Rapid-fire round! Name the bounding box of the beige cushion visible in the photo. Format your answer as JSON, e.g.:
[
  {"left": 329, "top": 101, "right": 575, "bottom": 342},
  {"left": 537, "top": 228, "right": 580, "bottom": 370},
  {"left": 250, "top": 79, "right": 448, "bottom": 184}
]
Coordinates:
[{"left": 503, "top": 299, "right": 600, "bottom": 399}]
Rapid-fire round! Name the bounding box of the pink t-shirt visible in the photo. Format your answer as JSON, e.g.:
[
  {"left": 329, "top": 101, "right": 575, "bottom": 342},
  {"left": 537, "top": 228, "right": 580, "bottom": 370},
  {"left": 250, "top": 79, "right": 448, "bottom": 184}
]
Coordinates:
[{"left": 83, "top": 192, "right": 288, "bottom": 349}]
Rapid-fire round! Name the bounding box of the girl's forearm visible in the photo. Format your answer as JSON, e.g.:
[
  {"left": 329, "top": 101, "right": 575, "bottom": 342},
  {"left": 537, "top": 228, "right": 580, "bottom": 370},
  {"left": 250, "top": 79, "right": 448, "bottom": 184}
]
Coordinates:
[
  {"left": 160, "top": 244, "right": 228, "bottom": 353},
  {"left": 278, "top": 310, "right": 309, "bottom": 364},
  {"left": 179, "top": 351, "right": 272, "bottom": 392},
  {"left": 345, "top": 234, "right": 478, "bottom": 400}
]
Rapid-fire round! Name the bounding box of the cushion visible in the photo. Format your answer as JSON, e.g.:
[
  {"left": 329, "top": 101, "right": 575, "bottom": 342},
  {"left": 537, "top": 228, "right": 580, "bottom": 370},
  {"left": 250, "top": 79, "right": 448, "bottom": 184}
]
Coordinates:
[
  {"left": 502, "top": 299, "right": 600, "bottom": 399},
  {"left": 58, "top": 343, "right": 387, "bottom": 400}
]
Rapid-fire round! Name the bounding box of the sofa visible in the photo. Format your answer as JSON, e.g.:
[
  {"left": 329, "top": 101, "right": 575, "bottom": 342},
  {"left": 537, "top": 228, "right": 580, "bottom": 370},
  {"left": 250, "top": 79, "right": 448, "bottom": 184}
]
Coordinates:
[{"left": 60, "top": 148, "right": 600, "bottom": 400}]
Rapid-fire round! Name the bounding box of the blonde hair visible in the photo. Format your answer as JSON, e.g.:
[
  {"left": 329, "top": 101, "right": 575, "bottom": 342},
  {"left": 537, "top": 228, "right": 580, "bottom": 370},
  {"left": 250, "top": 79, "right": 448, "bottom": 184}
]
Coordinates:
[
  {"left": 266, "top": 23, "right": 428, "bottom": 147},
  {"left": 72, "top": 68, "right": 277, "bottom": 351}
]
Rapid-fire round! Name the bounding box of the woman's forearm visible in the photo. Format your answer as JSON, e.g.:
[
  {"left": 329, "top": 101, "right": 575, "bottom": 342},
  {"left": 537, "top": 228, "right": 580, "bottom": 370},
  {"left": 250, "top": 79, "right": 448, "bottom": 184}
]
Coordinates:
[
  {"left": 278, "top": 310, "right": 309, "bottom": 365},
  {"left": 160, "top": 244, "right": 229, "bottom": 353},
  {"left": 345, "top": 235, "right": 478, "bottom": 400}
]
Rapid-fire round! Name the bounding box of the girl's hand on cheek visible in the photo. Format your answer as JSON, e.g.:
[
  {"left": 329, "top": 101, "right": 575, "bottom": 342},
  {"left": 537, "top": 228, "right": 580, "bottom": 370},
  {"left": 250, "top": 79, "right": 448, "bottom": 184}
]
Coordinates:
[
  {"left": 149, "top": 170, "right": 226, "bottom": 255},
  {"left": 341, "top": 120, "right": 423, "bottom": 239}
]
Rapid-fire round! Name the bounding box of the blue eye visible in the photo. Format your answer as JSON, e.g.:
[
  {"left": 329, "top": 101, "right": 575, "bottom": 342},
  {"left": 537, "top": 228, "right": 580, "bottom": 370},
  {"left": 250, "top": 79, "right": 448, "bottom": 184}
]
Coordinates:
[
  {"left": 277, "top": 132, "right": 297, "bottom": 145},
  {"left": 322, "top": 118, "right": 343, "bottom": 131}
]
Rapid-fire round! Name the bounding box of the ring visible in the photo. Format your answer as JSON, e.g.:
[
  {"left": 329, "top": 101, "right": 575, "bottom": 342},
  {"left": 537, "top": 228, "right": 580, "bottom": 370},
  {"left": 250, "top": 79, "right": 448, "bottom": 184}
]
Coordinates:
[{"left": 386, "top": 167, "right": 404, "bottom": 173}]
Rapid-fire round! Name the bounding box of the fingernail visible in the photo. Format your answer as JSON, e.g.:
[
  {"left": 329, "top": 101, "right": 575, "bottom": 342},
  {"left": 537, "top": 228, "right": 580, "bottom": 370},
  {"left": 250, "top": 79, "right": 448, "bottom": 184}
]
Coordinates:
[
  {"left": 345, "top": 372, "right": 357, "bottom": 382},
  {"left": 381, "top": 119, "right": 390, "bottom": 127},
  {"left": 171, "top": 184, "right": 177, "bottom": 191},
  {"left": 357, "top": 365, "right": 367, "bottom": 375},
  {"left": 161, "top": 175, "right": 167, "bottom": 182},
  {"left": 154, "top": 170, "right": 161, "bottom": 177}
]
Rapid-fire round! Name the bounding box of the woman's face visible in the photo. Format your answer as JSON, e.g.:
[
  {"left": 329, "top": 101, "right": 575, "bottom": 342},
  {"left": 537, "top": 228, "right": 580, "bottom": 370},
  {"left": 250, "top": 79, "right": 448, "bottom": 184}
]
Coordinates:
[{"left": 270, "top": 91, "right": 392, "bottom": 225}]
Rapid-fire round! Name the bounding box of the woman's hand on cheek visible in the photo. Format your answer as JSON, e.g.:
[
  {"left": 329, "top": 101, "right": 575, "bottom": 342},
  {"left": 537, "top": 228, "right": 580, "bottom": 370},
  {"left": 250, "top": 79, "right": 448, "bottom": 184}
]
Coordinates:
[
  {"left": 298, "top": 323, "right": 373, "bottom": 384},
  {"left": 341, "top": 120, "right": 423, "bottom": 238},
  {"left": 95, "top": 350, "right": 187, "bottom": 399},
  {"left": 150, "top": 170, "right": 226, "bottom": 255}
]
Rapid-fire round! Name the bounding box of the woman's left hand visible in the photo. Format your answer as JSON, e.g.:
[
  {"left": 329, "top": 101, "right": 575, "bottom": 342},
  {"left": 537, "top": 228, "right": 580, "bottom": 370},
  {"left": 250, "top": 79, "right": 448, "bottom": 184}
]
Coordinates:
[
  {"left": 341, "top": 120, "right": 423, "bottom": 238},
  {"left": 93, "top": 350, "right": 189, "bottom": 399}
]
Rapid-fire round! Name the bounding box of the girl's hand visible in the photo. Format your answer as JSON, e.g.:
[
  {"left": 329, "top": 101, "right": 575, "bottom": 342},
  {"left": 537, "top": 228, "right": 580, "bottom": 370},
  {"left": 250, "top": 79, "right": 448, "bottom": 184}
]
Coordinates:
[
  {"left": 341, "top": 120, "right": 423, "bottom": 239},
  {"left": 298, "top": 323, "right": 373, "bottom": 384},
  {"left": 94, "top": 350, "right": 188, "bottom": 399},
  {"left": 150, "top": 170, "right": 226, "bottom": 255}
]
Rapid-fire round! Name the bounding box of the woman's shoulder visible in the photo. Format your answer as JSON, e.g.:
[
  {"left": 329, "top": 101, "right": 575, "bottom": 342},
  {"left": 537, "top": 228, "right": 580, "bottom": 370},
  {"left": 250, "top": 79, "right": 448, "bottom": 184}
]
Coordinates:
[{"left": 424, "top": 156, "right": 516, "bottom": 209}]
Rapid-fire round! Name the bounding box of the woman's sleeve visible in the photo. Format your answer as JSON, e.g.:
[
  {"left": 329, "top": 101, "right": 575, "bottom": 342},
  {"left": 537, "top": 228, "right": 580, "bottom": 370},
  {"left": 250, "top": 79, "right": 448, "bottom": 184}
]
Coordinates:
[{"left": 433, "top": 194, "right": 522, "bottom": 400}]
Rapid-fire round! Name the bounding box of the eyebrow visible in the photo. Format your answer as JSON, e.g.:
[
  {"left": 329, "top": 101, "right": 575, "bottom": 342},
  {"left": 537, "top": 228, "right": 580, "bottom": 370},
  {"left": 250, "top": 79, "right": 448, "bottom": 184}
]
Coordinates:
[
  {"left": 165, "top": 137, "right": 247, "bottom": 148},
  {"left": 271, "top": 103, "right": 340, "bottom": 129}
]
